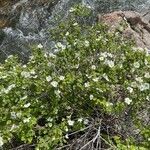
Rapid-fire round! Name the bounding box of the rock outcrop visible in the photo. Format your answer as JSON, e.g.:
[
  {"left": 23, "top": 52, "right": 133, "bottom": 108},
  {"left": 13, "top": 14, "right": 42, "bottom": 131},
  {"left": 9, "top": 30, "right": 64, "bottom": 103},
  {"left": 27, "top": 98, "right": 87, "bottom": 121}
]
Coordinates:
[
  {"left": 98, "top": 11, "right": 150, "bottom": 50},
  {"left": 0, "top": 0, "right": 58, "bottom": 28},
  {"left": 0, "top": 0, "right": 59, "bottom": 62}
]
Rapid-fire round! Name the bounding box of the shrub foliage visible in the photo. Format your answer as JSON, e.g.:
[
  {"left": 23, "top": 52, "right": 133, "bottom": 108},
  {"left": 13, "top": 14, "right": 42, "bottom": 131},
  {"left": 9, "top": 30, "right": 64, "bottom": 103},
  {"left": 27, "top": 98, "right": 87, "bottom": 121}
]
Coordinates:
[{"left": 0, "top": 5, "right": 150, "bottom": 150}]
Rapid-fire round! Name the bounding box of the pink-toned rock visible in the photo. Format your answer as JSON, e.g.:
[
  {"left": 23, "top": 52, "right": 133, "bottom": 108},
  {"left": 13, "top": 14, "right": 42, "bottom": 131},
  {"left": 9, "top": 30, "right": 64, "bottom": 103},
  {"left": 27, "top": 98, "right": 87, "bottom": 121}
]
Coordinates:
[{"left": 98, "top": 11, "right": 150, "bottom": 50}]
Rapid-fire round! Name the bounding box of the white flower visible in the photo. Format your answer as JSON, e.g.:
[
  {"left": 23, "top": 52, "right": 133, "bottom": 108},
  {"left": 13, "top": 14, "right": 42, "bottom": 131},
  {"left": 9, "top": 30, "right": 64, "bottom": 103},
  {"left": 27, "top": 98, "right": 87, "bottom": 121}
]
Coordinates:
[
  {"left": 93, "top": 78, "right": 99, "bottom": 82},
  {"left": 7, "top": 84, "right": 16, "bottom": 92},
  {"left": 21, "top": 95, "right": 27, "bottom": 100},
  {"left": 144, "top": 72, "right": 150, "bottom": 78},
  {"left": 56, "top": 90, "right": 61, "bottom": 94},
  {"left": 84, "top": 82, "right": 90, "bottom": 87},
  {"left": 131, "top": 82, "right": 137, "bottom": 88},
  {"left": 69, "top": 7, "right": 76, "bottom": 12},
  {"left": 96, "top": 35, "right": 102, "bottom": 40},
  {"left": 0, "top": 75, "right": 7, "bottom": 79},
  {"left": 65, "top": 127, "right": 68, "bottom": 132},
  {"left": 52, "top": 137, "right": 56, "bottom": 141},
  {"left": 65, "top": 32, "right": 69, "bottom": 36},
  {"left": 102, "top": 74, "right": 109, "bottom": 81},
  {"left": 84, "top": 119, "right": 89, "bottom": 125},
  {"left": 46, "top": 76, "right": 52, "bottom": 82},
  {"left": 139, "top": 83, "right": 149, "bottom": 91},
  {"left": 16, "top": 112, "right": 22, "bottom": 118},
  {"left": 133, "top": 62, "right": 140, "bottom": 68},
  {"left": 78, "top": 118, "right": 83, "bottom": 122},
  {"left": 86, "top": 5, "right": 92, "bottom": 9},
  {"left": 90, "top": 95, "right": 94, "bottom": 100},
  {"left": 99, "top": 56, "right": 104, "bottom": 61},
  {"left": 101, "top": 52, "right": 107, "bottom": 58},
  {"left": 56, "top": 42, "right": 66, "bottom": 50},
  {"left": 135, "top": 77, "right": 143, "bottom": 83},
  {"left": 9, "top": 84, "right": 16, "bottom": 89},
  {"left": 33, "top": 75, "right": 38, "bottom": 78},
  {"left": 68, "top": 120, "right": 74, "bottom": 126},
  {"left": 107, "top": 60, "right": 114, "bottom": 68},
  {"left": 145, "top": 59, "right": 148, "bottom": 65},
  {"left": 47, "top": 117, "right": 53, "bottom": 122},
  {"left": 21, "top": 71, "right": 31, "bottom": 78},
  {"left": 96, "top": 88, "right": 103, "bottom": 92},
  {"left": 30, "top": 70, "right": 35, "bottom": 75},
  {"left": 47, "top": 62, "right": 52, "bottom": 67},
  {"left": 51, "top": 81, "right": 58, "bottom": 88},
  {"left": 91, "top": 65, "right": 96, "bottom": 70},
  {"left": 75, "top": 64, "right": 79, "bottom": 69},
  {"left": 146, "top": 96, "right": 149, "bottom": 101},
  {"left": 59, "top": 76, "right": 65, "bottom": 81},
  {"left": 107, "top": 53, "right": 113, "bottom": 58},
  {"left": 44, "top": 53, "right": 48, "bottom": 58},
  {"left": 54, "top": 90, "right": 61, "bottom": 97},
  {"left": 41, "top": 105, "right": 44, "bottom": 108},
  {"left": 84, "top": 40, "right": 90, "bottom": 47},
  {"left": 86, "top": 74, "right": 91, "bottom": 79},
  {"left": 24, "top": 103, "right": 31, "bottom": 108},
  {"left": 49, "top": 53, "right": 56, "bottom": 58},
  {"left": 74, "top": 41, "right": 77, "bottom": 46},
  {"left": 125, "top": 98, "right": 132, "bottom": 105},
  {"left": 66, "top": 106, "right": 71, "bottom": 110},
  {"left": 96, "top": 37, "right": 101, "bottom": 41},
  {"left": 127, "top": 87, "right": 133, "bottom": 93},
  {"left": 131, "top": 68, "right": 135, "bottom": 73},
  {"left": 73, "top": 22, "right": 78, "bottom": 26},
  {"left": 29, "top": 55, "right": 34, "bottom": 60},
  {"left": 119, "top": 64, "right": 123, "bottom": 68},
  {"left": 65, "top": 134, "right": 69, "bottom": 139},
  {"left": 0, "top": 88, "right": 6, "bottom": 94},
  {"left": 22, "top": 65, "right": 27, "bottom": 68},
  {"left": 10, "top": 124, "right": 18, "bottom": 131},
  {"left": 37, "top": 43, "right": 43, "bottom": 49},
  {"left": 11, "top": 112, "right": 17, "bottom": 119},
  {"left": 0, "top": 136, "right": 3, "bottom": 147},
  {"left": 106, "top": 102, "right": 113, "bottom": 107},
  {"left": 105, "top": 60, "right": 114, "bottom": 68},
  {"left": 23, "top": 117, "right": 31, "bottom": 123},
  {"left": 7, "top": 55, "right": 13, "bottom": 59}
]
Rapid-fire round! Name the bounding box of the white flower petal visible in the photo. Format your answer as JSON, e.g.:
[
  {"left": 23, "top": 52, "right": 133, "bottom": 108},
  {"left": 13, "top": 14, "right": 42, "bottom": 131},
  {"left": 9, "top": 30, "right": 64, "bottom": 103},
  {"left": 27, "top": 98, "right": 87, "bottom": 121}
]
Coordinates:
[
  {"left": 84, "top": 82, "right": 90, "bottom": 87},
  {"left": 24, "top": 103, "right": 31, "bottom": 108},
  {"left": 51, "top": 81, "right": 58, "bottom": 88},
  {"left": 46, "top": 76, "right": 52, "bottom": 82},
  {"left": 90, "top": 95, "right": 94, "bottom": 100},
  {"left": 0, "top": 136, "right": 4, "bottom": 147},
  {"left": 125, "top": 98, "right": 132, "bottom": 105},
  {"left": 127, "top": 87, "right": 133, "bottom": 93},
  {"left": 68, "top": 120, "right": 74, "bottom": 126},
  {"left": 78, "top": 118, "right": 83, "bottom": 122},
  {"left": 93, "top": 78, "right": 99, "bottom": 82},
  {"left": 59, "top": 76, "right": 65, "bottom": 81},
  {"left": 133, "top": 62, "right": 140, "bottom": 68},
  {"left": 91, "top": 65, "right": 96, "bottom": 70},
  {"left": 84, "top": 40, "right": 90, "bottom": 47},
  {"left": 23, "top": 117, "right": 31, "bottom": 123},
  {"left": 37, "top": 43, "right": 43, "bottom": 49}
]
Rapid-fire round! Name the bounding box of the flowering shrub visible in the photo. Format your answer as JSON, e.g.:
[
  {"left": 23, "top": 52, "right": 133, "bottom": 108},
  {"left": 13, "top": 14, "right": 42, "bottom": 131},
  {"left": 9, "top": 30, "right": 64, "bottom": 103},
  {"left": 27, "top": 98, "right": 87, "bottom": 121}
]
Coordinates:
[{"left": 0, "top": 5, "right": 150, "bottom": 150}]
